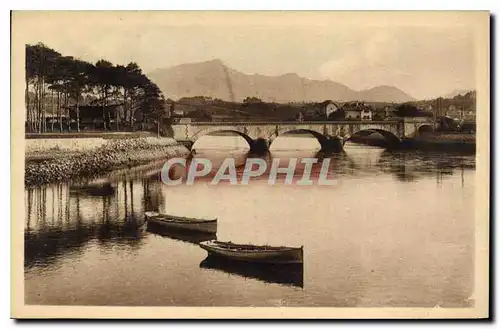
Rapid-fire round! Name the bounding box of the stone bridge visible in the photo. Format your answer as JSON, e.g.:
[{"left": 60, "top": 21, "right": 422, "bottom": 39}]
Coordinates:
[{"left": 167, "top": 118, "right": 435, "bottom": 151}]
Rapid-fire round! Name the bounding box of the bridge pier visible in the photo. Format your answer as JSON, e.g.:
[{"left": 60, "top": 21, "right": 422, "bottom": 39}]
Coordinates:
[
  {"left": 250, "top": 138, "right": 270, "bottom": 154},
  {"left": 325, "top": 136, "right": 344, "bottom": 152},
  {"left": 310, "top": 135, "right": 344, "bottom": 153}
]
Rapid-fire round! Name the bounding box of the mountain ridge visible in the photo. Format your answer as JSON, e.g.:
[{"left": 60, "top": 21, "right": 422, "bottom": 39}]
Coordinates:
[
  {"left": 148, "top": 59, "right": 415, "bottom": 103},
  {"left": 443, "top": 89, "right": 474, "bottom": 99}
]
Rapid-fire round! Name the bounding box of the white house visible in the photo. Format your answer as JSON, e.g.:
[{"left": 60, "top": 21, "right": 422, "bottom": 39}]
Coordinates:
[
  {"left": 343, "top": 102, "right": 373, "bottom": 121},
  {"left": 360, "top": 107, "right": 373, "bottom": 121},
  {"left": 172, "top": 109, "right": 186, "bottom": 117}
]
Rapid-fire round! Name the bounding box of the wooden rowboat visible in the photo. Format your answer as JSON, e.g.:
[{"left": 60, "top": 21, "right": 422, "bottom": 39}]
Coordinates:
[
  {"left": 146, "top": 221, "right": 217, "bottom": 245},
  {"left": 199, "top": 240, "right": 303, "bottom": 264},
  {"left": 144, "top": 211, "right": 217, "bottom": 234},
  {"left": 200, "top": 256, "right": 304, "bottom": 288}
]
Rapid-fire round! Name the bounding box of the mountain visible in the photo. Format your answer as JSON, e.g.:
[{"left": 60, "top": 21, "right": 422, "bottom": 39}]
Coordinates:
[
  {"left": 357, "top": 85, "right": 415, "bottom": 103},
  {"left": 443, "top": 89, "right": 473, "bottom": 99},
  {"left": 148, "top": 59, "right": 415, "bottom": 103}
]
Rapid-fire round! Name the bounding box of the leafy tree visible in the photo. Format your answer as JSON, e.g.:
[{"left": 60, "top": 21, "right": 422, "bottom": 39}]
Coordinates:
[
  {"left": 25, "top": 43, "right": 61, "bottom": 132},
  {"left": 123, "top": 62, "right": 146, "bottom": 128},
  {"left": 187, "top": 108, "right": 212, "bottom": 121},
  {"left": 67, "top": 59, "right": 93, "bottom": 131},
  {"left": 25, "top": 43, "right": 167, "bottom": 133},
  {"left": 46, "top": 56, "right": 74, "bottom": 131},
  {"left": 88, "top": 60, "right": 116, "bottom": 129},
  {"left": 373, "top": 111, "right": 384, "bottom": 121},
  {"left": 394, "top": 103, "right": 433, "bottom": 117},
  {"left": 138, "top": 79, "right": 166, "bottom": 127},
  {"left": 328, "top": 108, "right": 345, "bottom": 121},
  {"left": 243, "top": 96, "right": 263, "bottom": 104}
]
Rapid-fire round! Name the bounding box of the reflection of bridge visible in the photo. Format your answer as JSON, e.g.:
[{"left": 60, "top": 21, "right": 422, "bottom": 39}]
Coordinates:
[{"left": 168, "top": 118, "right": 435, "bottom": 151}]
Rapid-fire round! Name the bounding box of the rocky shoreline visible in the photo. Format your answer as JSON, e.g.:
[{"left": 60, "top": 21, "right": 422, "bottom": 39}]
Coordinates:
[{"left": 25, "top": 138, "right": 190, "bottom": 186}]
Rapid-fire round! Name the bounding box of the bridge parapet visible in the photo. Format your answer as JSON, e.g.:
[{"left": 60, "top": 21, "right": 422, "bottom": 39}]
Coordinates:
[{"left": 168, "top": 118, "right": 435, "bottom": 149}]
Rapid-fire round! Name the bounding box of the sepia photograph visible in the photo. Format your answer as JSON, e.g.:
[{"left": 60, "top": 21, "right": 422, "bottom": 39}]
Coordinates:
[{"left": 10, "top": 10, "right": 490, "bottom": 319}]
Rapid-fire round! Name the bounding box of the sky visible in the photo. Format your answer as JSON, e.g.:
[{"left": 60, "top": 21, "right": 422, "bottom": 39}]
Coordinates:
[{"left": 14, "top": 11, "right": 482, "bottom": 100}]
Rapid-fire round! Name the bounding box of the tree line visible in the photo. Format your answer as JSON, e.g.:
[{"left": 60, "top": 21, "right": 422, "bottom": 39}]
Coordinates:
[{"left": 26, "top": 42, "right": 165, "bottom": 133}]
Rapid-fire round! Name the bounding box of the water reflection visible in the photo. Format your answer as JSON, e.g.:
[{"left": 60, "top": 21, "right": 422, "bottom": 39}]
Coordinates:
[
  {"left": 69, "top": 183, "right": 116, "bottom": 197},
  {"left": 25, "top": 141, "right": 475, "bottom": 307},
  {"left": 25, "top": 176, "right": 160, "bottom": 270},
  {"left": 25, "top": 146, "right": 475, "bottom": 272},
  {"left": 374, "top": 150, "right": 474, "bottom": 184},
  {"left": 185, "top": 144, "right": 475, "bottom": 185},
  {"left": 200, "top": 256, "right": 304, "bottom": 288},
  {"left": 146, "top": 221, "right": 217, "bottom": 245}
]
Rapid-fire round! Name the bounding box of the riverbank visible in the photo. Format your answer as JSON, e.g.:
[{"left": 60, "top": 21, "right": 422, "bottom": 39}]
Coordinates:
[
  {"left": 349, "top": 132, "right": 476, "bottom": 153},
  {"left": 400, "top": 133, "right": 476, "bottom": 153},
  {"left": 25, "top": 137, "right": 190, "bottom": 186}
]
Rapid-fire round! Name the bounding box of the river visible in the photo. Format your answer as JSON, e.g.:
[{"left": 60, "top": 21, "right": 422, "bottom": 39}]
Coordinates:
[{"left": 24, "top": 135, "right": 476, "bottom": 307}]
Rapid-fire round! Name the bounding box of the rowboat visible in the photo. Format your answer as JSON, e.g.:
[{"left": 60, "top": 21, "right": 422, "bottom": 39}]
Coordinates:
[
  {"left": 144, "top": 211, "right": 217, "bottom": 234},
  {"left": 199, "top": 240, "right": 304, "bottom": 264},
  {"left": 200, "top": 256, "right": 303, "bottom": 288},
  {"left": 146, "top": 221, "right": 217, "bottom": 245}
]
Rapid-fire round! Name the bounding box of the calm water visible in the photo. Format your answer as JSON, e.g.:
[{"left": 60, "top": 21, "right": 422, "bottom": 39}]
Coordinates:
[{"left": 24, "top": 135, "right": 476, "bottom": 307}]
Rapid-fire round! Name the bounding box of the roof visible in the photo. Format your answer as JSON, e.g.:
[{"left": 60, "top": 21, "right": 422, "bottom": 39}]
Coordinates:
[
  {"left": 342, "top": 101, "right": 373, "bottom": 112},
  {"left": 344, "top": 107, "right": 372, "bottom": 112},
  {"left": 318, "top": 100, "right": 338, "bottom": 107}
]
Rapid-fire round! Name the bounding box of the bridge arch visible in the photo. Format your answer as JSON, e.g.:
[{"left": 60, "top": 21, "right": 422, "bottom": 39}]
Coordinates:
[
  {"left": 191, "top": 128, "right": 254, "bottom": 150},
  {"left": 269, "top": 129, "right": 330, "bottom": 150},
  {"left": 344, "top": 129, "right": 401, "bottom": 148},
  {"left": 417, "top": 124, "right": 434, "bottom": 135}
]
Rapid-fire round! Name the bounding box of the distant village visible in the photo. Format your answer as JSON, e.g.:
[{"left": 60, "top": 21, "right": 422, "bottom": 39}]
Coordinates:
[
  {"left": 166, "top": 91, "right": 476, "bottom": 133},
  {"left": 27, "top": 91, "right": 476, "bottom": 135}
]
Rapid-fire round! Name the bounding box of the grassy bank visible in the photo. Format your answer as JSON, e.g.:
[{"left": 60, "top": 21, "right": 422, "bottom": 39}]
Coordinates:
[{"left": 25, "top": 138, "right": 189, "bottom": 186}]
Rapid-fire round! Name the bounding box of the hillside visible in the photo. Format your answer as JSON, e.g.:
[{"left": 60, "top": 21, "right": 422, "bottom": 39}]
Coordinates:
[
  {"left": 411, "top": 91, "right": 476, "bottom": 121},
  {"left": 443, "top": 89, "right": 474, "bottom": 99},
  {"left": 148, "top": 59, "right": 415, "bottom": 103}
]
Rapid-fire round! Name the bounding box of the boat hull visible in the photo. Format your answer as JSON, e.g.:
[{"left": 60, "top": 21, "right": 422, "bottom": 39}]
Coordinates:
[
  {"left": 199, "top": 242, "right": 303, "bottom": 264},
  {"left": 146, "top": 221, "right": 217, "bottom": 244},
  {"left": 145, "top": 213, "right": 217, "bottom": 234}
]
